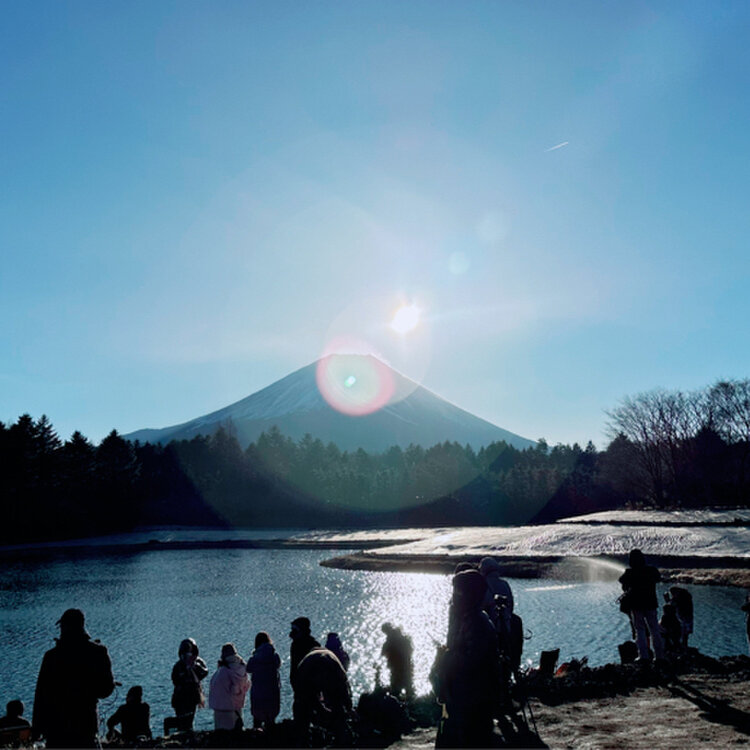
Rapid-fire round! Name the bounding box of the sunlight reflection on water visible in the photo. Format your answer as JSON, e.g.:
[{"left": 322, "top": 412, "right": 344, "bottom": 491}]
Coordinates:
[{"left": 0, "top": 547, "right": 746, "bottom": 734}]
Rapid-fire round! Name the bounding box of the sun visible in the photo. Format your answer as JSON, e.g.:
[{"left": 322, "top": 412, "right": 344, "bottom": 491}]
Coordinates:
[{"left": 390, "top": 304, "right": 422, "bottom": 334}]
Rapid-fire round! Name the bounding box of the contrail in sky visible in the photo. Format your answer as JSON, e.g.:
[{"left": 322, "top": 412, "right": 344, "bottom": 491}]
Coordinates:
[{"left": 545, "top": 141, "right": 569, "bottom": 152}]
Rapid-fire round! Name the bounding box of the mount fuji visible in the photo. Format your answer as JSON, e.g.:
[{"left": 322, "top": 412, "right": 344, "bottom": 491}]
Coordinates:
[{"left": 125, "top": 355, "right": 535, "bottom": 452}]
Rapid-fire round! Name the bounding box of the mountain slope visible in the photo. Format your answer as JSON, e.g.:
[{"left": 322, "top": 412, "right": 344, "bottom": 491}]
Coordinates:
[{"left": 125, "top": 355, "right": 534, "bottom": 452}]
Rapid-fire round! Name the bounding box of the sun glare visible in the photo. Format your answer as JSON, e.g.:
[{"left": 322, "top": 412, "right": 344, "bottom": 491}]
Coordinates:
[{"left": 390, "top": 304, "right": 421, "bottom": 334}]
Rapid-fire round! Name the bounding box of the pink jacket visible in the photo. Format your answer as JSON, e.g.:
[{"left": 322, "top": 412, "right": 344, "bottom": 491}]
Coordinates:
[{"left": 208, "top": 656, "right": 249, "bottom": 712}]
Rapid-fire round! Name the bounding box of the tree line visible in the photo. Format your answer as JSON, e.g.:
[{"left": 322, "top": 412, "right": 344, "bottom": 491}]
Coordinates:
[{"left": 2, "top": 378, "right": 748, "bottom": 544}]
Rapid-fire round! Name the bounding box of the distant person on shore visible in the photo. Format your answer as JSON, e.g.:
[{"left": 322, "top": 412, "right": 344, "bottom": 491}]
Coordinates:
[
  {"left": 289, "top": 617, "right": 320, "bottom": 688},
  {"left": 246, "top": 632, "right": 281, "bottom": 731},
  {"left": 381, "top": 623, "right": 414, "bottom": 700},
  {"left": 292, "top": 648, "right": 351, "bottom": 744},
  {"left": 667, "top": 586, "right": 694, "bottom": 647},
  {"left": 209, "top": 643, "right": 249, "bottom": 731},
  {"left": 168, "top": 638, "right": 208, "bottom": 733},
  {"left": 437, "top": 569, "right": 501, "bottom": 748},
  {"left": 106, "top": 686, "right": 151, "bottom": 743},
  {"left": 659, "top": 602, "right": 682, "bottom": 655},
  {"left": 324, "top": 632, "right": 350, "bottom": 671},
  {"left": 618, "top": 549, "right": 665, "bottom": 663},
  {"left": 32, "top": 608, "right": 115, "bottom": 748},
  {"left": 0, "top": 700, "right": 31, "bottom": 730},
  {"left": 741, "top": 594, "right": 750, "bottom": 654}
]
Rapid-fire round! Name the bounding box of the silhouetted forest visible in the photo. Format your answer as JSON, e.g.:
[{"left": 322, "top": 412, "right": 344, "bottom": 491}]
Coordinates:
[{"left": 2, "top": 378, "right": 748, "bottom": 544}]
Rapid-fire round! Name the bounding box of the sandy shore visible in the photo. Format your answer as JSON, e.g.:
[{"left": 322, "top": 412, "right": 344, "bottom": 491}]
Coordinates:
[{"left": 390, "top": 656, "right": 750, "bottom": 749}]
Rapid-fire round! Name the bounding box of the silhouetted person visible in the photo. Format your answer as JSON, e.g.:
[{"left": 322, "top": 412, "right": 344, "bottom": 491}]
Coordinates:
[
  {"left": 381, "top": 623, "right": 414, "bottom": 699},
  {"left": 0, "top": 700, "right": 31, "bottom": 730},
  {"left": 292, "top": 648, "right": 351, "bottom": 744},
  {"left": 209, "top": 643, "right": 249, "bottom": 731},
  {"left": 618, "top": 549, "right": 665, "bottom": 662},
  {"left": 33, "top": 608, "right": 115, "bottom": 748},
  {"left": 0, "top": 700, "right": 31, "bottom": 747},
  {"left": 246, "top": 632, "right": 281, "bottom": 731},
  {"left": 106, "top": 686, "right": 151, "bottom": 743},
  {"left": 668, "top": 586, "right": 694, "bottom": 647},
  {"left": 660, "top": 602, "right": 682, "bottom": 655},
  {"left": 289, "top": 617, "right": 320, "bottom": 688},
  {"left": 324, "top": 632, "right": 350, "bottom": 671},
  {"left": 438, "top": 570, "right": 501, "bottom": 748},
  {"left": 741, "top": 594, "right": 750, "bottom": 654},
  {"left": 168, "top": 638, "right": 208, "bottom": 733},
  {"left": 479, "top": 557, "right": 514, "bottom": 631}
]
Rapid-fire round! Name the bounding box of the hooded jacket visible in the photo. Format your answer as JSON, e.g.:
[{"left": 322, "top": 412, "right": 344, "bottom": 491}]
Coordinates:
[
  {"left": 209, "top": 654, "right": 249, "bottom": 712},
  {"left": 246, "top": 643, "right": 281, "bottom": 716}
]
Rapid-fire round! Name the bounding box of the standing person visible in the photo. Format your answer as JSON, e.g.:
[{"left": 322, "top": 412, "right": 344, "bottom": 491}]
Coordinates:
[
  {"left": 106, "top": 686, "right": 151, "bottom": 742},
  {"left": 618, "top": 549, "right": 665, "bottom": 663},
  {"left": 209, "top": 643, "right": 249, "bottom": 731},
  {"left": 669, "top": 586, "right": 694, "bottom": 648},
  {"left": 246, "top": 632, "right": 281, "bottom": 731},
  {"left": 169, "top": 638, "right": 208, "bottom": 732},
  {"left": 324, "top": 632, "right": 350, "bottom": 671},
  {"left": 741, "top": 594, "right": 750, "bottom": 654},
  {"left": 289, "top": 617, "right": 320, "bottom": 688},
  {"left": 380, "top": 623, "right": 414, "bottom": 699},
  {"left": 32, "top": 608, "right": 115, "bottom": 748},
  {"left": 438, "top": 570, "right": 501, "bottom": 748},
  {"left": 479, "top": 557, "right": 514, "bottom": 631}
]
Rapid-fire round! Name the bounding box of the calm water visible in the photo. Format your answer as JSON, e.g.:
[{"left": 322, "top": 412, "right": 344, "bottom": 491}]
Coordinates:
[{"left": 0, "top": 546, "right": 746, "bottom": 734}]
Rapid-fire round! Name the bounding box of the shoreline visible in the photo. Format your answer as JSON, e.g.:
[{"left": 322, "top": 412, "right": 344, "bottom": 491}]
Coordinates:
[
  {"left": 2, "top": 536, "right": 748, "bottom": 587},
  {"left": 321, "top": 552, "right": 750, "bottom": 588}
]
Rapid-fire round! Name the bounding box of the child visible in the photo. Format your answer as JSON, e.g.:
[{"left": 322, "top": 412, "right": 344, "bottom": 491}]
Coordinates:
[
  {"left": 660, "top": 602, "right": 682, "bottom": 655},
  {"left": 246, "top": 632, "right": 281, "bottom": 731},
  {"left": 669, "top": 586, "right": 694, "bottom": 647},
  {"left": 106, "top": 686, "right": 151, "bottom": 742},
  {"left": 741, "top": 594, "right": 750, "bottom": 655}
]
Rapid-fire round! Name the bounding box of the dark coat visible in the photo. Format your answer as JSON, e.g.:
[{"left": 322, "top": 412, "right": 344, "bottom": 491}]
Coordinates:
[
  {"left": 247, "top": 643, "right": 281, "bottom": 720},
  {"left": 293, "top": 648, "right": 351, "bottom": 722},
  {"left": 33, "top": 634, "right": 115, "bottom": 746},
  {"left": 106, "top": 702, "right": 151, "bottom": 742},
  {"left": 171, "top": 656, "right": 209, "bottom": 715},
  {"left": 443, "top": 608, "right": 500, "bottom": 716},
  {"left": 619, "top": 565, "right": 661, "bottom": 611},
  {"left": 290, "top": 634, "right": 320, "bottom": 687}
]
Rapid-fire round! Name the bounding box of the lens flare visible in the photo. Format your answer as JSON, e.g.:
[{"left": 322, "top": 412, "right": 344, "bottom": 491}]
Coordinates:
[
  {"left": 316, "top": 353, "right": 395, "bottom": 416},
  {"left": 390, "top": 304, "right": 421, "bottom": 334}
]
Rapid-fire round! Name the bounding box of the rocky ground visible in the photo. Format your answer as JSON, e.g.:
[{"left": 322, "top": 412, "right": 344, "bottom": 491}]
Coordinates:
[{"left": 90, "top": 653, "right": 750, "bottom": 749}]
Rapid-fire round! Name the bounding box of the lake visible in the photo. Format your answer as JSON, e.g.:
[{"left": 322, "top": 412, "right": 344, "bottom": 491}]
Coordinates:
[{"left": 0, "top": 542, "right": 747, "bottom": 735}]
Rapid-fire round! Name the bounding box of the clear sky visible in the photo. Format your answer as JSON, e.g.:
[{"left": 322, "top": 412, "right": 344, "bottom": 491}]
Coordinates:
[{"left": 2, "top": 0, "right": 750, "bottom": 449}]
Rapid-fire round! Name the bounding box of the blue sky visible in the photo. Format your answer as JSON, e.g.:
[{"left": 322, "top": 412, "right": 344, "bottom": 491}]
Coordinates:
[{"left": 2, "top": 0, "right": 749, "bottom": 448}]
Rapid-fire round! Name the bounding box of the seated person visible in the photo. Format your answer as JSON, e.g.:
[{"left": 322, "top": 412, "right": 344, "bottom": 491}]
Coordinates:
[
  {"left": 0, "top": 701, "right": 31, "bottom": 730},
  {"left": 0, "top": 701, "right": 31, "bottom": 746},
  {"left": 106, "top": 686, "right": 151, "bottom": 742}
]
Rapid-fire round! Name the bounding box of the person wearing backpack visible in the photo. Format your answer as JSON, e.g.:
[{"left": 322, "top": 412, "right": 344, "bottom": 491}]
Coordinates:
[{"left": 618, "top": 549, "right": 665, "bottom": 663}]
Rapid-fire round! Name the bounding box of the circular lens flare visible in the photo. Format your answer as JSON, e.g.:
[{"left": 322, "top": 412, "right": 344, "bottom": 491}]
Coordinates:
[
  {"left": 316, "top": 352, "right": 395, "bottom": 416},
  {"left": 390, "top": 304, "right": 421, "bottom": 334}
]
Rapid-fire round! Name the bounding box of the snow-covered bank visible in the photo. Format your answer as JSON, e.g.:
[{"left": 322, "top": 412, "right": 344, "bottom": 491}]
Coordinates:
[{"left": 315, "top": 510, "right": 750, "bottom": 586}]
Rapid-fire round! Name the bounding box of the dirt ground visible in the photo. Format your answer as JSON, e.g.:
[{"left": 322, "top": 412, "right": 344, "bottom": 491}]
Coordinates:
[{"left": 392, "top": 671, "right": 750, "bottom": 749}]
